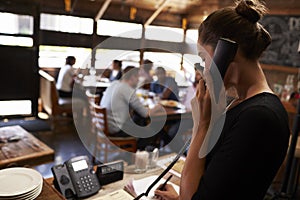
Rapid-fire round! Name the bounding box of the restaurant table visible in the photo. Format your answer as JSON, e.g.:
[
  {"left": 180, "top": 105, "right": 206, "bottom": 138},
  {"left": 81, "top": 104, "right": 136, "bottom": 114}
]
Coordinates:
[
  {"left": 152, "top": 106, "right": 192, "bottom": 121},
  {"left": 81, "top": 80, "right": 111, "bottom": 89},
  {"left": 0, "top": 125, "right": 55, "bottom": 169},
  {"left": 43, "top": 153, "right": 180, "bottom": 200}
]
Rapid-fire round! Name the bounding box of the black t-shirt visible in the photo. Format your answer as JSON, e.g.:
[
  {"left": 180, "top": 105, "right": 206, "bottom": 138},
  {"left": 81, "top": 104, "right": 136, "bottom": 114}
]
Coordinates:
[{"left": 191, "top": 92, "right": 290, "bottom": 200}]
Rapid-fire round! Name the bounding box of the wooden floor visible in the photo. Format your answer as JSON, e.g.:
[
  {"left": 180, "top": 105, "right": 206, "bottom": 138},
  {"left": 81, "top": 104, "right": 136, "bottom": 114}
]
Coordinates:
[
  {"left": 31, "top": 115, "right": 175, "bottom": 178},
  {"left": 32, "top": 117, "right": 93, "bottom": 178},
  {"left": 25, "top": 115, "right": 300, "bottom": 199}
]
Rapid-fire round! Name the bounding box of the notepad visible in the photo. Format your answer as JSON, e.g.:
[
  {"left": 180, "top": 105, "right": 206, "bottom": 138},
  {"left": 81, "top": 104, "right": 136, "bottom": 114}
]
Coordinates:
[
  {"left": 94, "top": 175, "right": 179, "bottom": 200},
  {"left": 93, "top": 189, "right": 134, "bottom": 200},
  {"left": 132, "top": 175, "right": 180, "bottom": 199}
]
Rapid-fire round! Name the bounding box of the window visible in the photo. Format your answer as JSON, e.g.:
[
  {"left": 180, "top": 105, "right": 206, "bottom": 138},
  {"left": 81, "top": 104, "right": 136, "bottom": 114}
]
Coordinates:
[
  {"left": 0, "top": 100, "right": 31, "bottom": 116},
  {"left": 95, "top": 49, "right": 140, "bottom": 69},
  {"left": 40, "top": 13, "right": 93, "bottom": 34},
  {"left": 144, "top": 52, "right": 187, "bottom": 85},
  {"left": 0, "top": 12, "right": 33, "bottom": 35},
  {"left": 186, "top": 29, "right": 198, "bottom": 43},
  {"left": 144, "top": 52, "right": 182, "bottom": 71},
  {"left": 0, "top": 12, "right": 33, "bottom": 47},
  {"left": 39, "top": 45, "right": 91, "bottom": 68},
  {"left": 183, "top": 53, "right": 204, "bottom": 83},
  {"left": 0, "top": 36, "right": 33, "bottom": 47},
  {"left": 145, "top": 25, "right": 184, "bottom": 42},
  {"left": 97, "top": 20, "right": 142, "bottom": 39}
]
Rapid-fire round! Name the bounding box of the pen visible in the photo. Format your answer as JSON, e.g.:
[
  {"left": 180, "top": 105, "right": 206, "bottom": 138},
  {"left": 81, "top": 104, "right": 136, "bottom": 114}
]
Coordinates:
[{"left": 158, "top": 175, "right": 173, "bottom": 191}]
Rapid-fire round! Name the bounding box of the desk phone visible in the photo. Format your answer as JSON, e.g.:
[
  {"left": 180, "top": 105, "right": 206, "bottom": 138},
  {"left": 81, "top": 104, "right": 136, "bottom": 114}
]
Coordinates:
[{"left": 52, "top": 155, "right": 101, "bottom": 199}]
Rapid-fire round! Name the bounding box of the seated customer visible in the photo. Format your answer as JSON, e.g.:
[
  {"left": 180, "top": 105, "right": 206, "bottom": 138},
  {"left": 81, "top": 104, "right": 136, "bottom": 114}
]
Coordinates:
[
  {"left": 109, "top": 60, "right": 122, "bottom": 82},
  {"left": 100, "top": 66, "right": 161, "bottom": 148},
  {"left": 182, "top": 68, "right": 202, "bottom": 110},
  {"left": 138, "top": 59, "right": 154, "bottom": 90},
  {"left": 150, "top": 67, "right": 179, "bottom": 101},
  {"left": 56, "top": 56, "right": 78, "bottom": 97}
]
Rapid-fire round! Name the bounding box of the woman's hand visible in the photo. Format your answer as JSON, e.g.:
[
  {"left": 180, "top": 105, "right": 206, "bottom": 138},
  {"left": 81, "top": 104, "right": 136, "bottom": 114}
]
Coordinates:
[
  {"left": 154, "top": 184, "right": 179, "bottom": 200},
  {"left": 196, "top": 77, "right": 211, "bottom": 130}
]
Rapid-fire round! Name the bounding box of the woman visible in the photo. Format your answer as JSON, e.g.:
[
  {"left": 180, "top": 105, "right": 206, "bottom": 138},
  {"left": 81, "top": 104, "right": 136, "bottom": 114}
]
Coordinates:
[
  {"left": 154, "top": 1, "right": 290, "bottom": 199},
  {"left": 56, "top": 56, "right": 78, "bottom": 97}
]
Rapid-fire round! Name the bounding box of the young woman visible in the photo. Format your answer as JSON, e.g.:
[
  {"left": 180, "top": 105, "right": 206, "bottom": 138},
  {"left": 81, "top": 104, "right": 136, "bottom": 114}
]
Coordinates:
[{"left": 154, "top": 1, "right": 290, "bottom": 199}]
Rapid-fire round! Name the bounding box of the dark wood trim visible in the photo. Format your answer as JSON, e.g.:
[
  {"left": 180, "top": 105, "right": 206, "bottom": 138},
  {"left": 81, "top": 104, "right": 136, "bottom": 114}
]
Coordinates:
[
  {"left": 39, "top": 30, "right": 93, "bottom": 48},
  {"left": 261, "top": 63, "right": 299, "bottom": 74}
]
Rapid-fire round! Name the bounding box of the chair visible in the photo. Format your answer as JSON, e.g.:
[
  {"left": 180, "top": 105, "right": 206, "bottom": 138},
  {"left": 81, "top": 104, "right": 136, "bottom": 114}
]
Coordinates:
[
  {"left": 90, "top": 103, "right": 137, "bottom": 163},
  {"left": 39, "top": 70, "right": 85, "bottom": 120},
  {"left": 85, "top": 90, "right": 101, "bottom": 105}
]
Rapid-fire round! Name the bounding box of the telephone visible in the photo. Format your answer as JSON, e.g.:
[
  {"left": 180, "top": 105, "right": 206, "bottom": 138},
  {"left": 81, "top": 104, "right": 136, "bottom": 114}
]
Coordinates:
[
  {"left": 209, "top": 38, "right": 238, "bottom": 102},
  {"left": 51, "top": 155, "right": 101, "bottom": 199},
  {"left": 195, "top": 38, "right": 238, "bottom": 103}
]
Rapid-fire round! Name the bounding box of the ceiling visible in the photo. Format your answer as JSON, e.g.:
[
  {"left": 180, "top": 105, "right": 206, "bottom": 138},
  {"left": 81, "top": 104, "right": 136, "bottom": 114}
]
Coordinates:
[{"left": 1, "top": 0, "right": 300, "bottom": 28}]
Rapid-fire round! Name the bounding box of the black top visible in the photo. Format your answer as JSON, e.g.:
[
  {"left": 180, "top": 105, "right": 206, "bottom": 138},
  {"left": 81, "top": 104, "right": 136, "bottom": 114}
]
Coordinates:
[{"left": 191, "top": 93, "right": 290, "bottom": 200}]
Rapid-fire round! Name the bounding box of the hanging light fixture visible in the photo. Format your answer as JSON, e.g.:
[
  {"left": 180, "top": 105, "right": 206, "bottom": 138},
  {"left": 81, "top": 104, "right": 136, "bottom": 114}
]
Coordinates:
[
  {"left": 130, "top": 6, "right": 137, "bottom": 20},
  {"left": 64, "top": 0, "right": 71, "bottom": 12}
]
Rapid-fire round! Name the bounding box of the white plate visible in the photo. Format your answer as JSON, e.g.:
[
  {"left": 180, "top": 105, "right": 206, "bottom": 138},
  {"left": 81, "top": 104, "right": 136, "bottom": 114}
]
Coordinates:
[
  {"left": 0, "top": 184, "right": 42, "bottom": 200},
  {"left": 160, "top": 100, "right": 178, "bottom": 107},
  {"left": 0, "top": 167, "right": 42, "bottom": 197}
]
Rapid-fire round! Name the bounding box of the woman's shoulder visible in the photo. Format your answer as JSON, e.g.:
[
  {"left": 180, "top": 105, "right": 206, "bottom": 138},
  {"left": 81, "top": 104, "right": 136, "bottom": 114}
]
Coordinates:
[{"left": 230, "top": 92, "right": 287, "bottom": 121}]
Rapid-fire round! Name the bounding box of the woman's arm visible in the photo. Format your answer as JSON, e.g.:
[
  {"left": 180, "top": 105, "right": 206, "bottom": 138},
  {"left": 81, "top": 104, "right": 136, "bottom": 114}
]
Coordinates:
[
  {"left": 155, "top": 78, "right": 211, "bottom": 200},
  {"left": 180, "top": 78, "right": 211, "bottom": 199}
]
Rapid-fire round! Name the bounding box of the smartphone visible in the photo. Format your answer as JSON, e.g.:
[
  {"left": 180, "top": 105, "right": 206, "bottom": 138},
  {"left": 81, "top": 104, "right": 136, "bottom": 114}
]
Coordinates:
[{"left": 194, "top": 63, "right": 204, "bottom": 75}]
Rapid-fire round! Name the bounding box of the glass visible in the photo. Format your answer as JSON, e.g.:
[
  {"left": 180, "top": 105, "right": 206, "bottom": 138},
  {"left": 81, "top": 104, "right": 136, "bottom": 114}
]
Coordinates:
[
  {"left": 147, "top": 148, "right": 159, "bottom": 169},
  {"left": 134, "top": 150, "right": 149, "bottom": 173}
]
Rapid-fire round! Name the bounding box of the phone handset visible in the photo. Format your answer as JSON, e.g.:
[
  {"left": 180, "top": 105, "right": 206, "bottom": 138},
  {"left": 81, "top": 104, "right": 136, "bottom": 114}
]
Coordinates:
[{"left": 209, "top": 38, "right": 238, "bottom": 103}]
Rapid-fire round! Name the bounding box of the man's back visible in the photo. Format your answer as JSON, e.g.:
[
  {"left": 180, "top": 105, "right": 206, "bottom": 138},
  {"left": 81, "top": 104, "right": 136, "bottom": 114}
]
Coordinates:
[{"left": 100, "top": 81, "right": 148, "bottom": 134}]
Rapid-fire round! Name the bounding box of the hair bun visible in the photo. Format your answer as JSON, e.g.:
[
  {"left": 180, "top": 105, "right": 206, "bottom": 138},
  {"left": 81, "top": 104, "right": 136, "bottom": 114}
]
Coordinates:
[{"left": 235, "top": 0, "right": 266, "bottom": 23}]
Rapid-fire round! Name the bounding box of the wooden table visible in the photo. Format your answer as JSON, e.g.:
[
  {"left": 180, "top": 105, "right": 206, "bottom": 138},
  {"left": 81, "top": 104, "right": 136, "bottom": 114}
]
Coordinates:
[
  {"left": 0, "top": 125, "right": 54, "bottom": 169},
  {"left": 42, "top": 154, "right": 180, "bottom": 200}
]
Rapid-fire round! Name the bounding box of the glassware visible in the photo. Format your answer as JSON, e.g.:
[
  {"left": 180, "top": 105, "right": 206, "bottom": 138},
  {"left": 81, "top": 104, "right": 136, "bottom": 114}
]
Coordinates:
[{"left": 134, "top": 150, "right": 149, "bottom": 173}]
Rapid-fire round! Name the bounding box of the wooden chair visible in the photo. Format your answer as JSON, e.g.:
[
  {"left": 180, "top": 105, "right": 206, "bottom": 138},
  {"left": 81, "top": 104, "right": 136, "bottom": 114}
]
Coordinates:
[
  {"left": 90, "top": 103, "right": 137, "bottom": 163},
  {"left": 85, "top": 90, "right": 101, "bottom": 105},
  {"left": 39, "top": 70, "right": 85, "bottom": 120}
]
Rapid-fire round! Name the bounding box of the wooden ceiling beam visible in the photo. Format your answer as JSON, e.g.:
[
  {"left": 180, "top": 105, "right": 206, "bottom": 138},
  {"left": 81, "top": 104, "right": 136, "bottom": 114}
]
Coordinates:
[
  {"left": 144, "top": 0, "right": 171, "bottom": 26},
  {"left": 95, "top": 0, "right": 112, "bottom": 22}
]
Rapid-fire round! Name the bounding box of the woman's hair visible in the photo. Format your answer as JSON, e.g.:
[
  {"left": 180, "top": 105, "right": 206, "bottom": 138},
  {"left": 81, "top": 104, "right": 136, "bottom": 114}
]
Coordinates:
[{"left": 198, "top": 0, "right": 271, "bottom": 60}]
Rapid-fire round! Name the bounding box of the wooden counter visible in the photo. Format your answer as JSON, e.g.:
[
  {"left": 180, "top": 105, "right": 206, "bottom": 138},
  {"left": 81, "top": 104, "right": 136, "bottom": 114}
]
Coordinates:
[{"left": 42, "top": 154, "right": 179, "bottom": 200}]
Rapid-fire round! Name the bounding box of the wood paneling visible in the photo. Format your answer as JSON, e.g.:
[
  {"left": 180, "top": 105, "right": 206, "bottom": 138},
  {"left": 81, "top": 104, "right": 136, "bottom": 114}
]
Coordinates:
[{"left": 4, "top": 0, "right": 299, "bottom": 28}]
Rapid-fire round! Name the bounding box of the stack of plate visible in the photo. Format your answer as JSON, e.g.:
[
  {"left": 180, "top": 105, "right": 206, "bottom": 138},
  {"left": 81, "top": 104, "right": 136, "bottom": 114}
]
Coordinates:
[{"left": 0, "top": 167, "right": 43, "bottom": 200}]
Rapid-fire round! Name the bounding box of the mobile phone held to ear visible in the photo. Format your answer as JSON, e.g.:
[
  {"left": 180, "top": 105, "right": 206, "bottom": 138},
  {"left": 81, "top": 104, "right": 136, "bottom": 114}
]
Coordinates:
[{"left": 210, "top": 38, "right": 238, "bottom": 102}]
